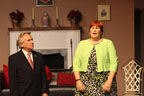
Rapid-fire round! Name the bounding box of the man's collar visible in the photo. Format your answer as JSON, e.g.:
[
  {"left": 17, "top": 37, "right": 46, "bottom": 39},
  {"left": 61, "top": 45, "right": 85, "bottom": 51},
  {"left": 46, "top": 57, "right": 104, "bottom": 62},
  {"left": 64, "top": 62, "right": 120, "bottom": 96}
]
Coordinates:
[{"left": 22, "top": 49, "right": 32, "bottom": 55}]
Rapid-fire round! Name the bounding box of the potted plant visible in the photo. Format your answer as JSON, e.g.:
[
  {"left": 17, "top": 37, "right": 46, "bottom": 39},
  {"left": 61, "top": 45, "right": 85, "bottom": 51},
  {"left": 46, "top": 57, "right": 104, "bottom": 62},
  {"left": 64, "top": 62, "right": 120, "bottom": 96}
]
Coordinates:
[
  {"left": 9, "top": 10, "right": 24, "bottom": 27},
  {"left": 67, "top": 10, "right": 82, "bottom": 26}
]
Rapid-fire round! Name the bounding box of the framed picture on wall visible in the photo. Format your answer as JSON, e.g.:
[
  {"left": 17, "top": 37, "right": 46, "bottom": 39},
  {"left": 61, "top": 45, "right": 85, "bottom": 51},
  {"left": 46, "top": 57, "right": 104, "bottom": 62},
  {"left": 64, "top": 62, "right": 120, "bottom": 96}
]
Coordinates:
[
  {"left": 98, "top": 5, "right": 110, "bottom": 20},
  {"left": 36, "top": 0, "right": 54, "bottom": 7}
]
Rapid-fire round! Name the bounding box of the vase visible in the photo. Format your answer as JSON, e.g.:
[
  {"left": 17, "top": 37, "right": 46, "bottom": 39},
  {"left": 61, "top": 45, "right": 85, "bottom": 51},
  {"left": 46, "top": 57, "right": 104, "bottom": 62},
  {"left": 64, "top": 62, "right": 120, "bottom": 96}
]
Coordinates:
[
  {"left": 70, "top": 18, "right": 79, "bottom": 27},
  {"left": 71, "top": 19, "right": 75, "bottom": 27},
  {"left": 12, "top": 20, "right": 21, "bottom": 28}
]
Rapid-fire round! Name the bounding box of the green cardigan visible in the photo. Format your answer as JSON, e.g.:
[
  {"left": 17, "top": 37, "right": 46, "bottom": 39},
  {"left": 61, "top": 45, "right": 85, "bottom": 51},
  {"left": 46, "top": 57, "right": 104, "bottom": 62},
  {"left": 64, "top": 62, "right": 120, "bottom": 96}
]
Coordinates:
[{"left": 73, "top": 38, "right": 118, "bottom": 72}]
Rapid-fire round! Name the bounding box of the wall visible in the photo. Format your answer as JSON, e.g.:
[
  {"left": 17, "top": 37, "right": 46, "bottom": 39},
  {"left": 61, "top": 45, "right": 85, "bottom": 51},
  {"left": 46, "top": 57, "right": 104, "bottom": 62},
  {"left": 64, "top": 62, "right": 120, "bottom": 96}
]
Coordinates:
[{"left": 0, "top": 0, "right": 134, "bottom": 95}]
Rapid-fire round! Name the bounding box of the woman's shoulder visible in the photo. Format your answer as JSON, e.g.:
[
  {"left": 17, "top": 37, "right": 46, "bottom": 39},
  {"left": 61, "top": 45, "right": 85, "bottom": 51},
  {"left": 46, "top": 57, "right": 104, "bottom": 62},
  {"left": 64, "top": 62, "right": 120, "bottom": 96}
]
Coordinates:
[
  {"left": 102, "top": 38, "right": 116, "bottom": 47},
  {"left": 102, "top": 38, "right": 113, "bottom": 43},
  {"left": 78, "top": 39, "right": 90, "bottom": 45},
  {"left": 79, "top": 39, "right": 89, "bottom": 46},
  {"left": 80, "top": 39, "right": 89, "bottom": 42}
]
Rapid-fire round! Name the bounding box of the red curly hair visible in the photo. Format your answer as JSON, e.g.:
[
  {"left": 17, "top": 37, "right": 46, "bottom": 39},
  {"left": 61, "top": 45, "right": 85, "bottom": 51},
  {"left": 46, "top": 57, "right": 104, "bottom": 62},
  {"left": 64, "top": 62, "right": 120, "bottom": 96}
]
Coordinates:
[{"left": 89, "top": 20, "right": 103, "bottom": 33}]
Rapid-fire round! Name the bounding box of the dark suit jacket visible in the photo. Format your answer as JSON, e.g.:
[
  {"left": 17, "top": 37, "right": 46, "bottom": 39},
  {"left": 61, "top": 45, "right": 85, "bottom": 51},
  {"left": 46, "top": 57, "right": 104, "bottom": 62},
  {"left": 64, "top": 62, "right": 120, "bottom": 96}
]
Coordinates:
[{"left": 8, "top": 50, "right": 49, "bottom": 96}]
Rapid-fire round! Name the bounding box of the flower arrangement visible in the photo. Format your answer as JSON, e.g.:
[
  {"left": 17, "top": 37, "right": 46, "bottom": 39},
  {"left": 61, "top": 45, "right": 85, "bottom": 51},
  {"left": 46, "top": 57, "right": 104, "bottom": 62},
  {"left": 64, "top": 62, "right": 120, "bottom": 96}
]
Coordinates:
[
  {"left": 67, "top": 10, "right": 82, "bottom": 26},
  {"left": 9, "top": 10, "right": 24, "bottom": 22},
  {"left": 9, "top": 10, "right": 24, "bottom": 27}
]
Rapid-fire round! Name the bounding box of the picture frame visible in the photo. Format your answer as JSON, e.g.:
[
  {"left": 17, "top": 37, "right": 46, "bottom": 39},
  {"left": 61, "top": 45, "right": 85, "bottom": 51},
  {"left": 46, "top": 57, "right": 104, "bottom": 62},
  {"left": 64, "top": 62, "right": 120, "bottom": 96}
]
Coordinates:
[
  {"left": 98, "top": 5, "right": 110, "bottom": 20},
  {"left": 36, "top": 0, "right": 54, "bottom": 7}
]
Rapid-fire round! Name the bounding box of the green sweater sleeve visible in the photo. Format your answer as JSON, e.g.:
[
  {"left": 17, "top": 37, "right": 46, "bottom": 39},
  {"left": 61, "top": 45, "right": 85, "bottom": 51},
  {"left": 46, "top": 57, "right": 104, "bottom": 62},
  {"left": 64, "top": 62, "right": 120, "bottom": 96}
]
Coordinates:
[
  {"left": 73, "top": 42, "right": 82, "bottom": 71},
  {"left": 107, "top": 41, "right": 118, "bottom": 72}
]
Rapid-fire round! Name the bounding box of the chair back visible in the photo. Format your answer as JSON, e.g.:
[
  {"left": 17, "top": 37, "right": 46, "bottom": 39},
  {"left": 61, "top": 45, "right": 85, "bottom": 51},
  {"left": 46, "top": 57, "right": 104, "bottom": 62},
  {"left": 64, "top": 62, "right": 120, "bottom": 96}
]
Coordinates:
[{"left": 123, "top": 59, "right": 143, "bottom": 95}]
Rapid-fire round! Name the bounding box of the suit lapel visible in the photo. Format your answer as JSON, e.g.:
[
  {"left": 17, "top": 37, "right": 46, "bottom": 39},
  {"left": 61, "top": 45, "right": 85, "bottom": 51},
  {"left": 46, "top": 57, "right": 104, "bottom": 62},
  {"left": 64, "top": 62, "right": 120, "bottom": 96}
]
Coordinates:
[
  {"left": 32, "top": 51, "right": 37, "bottom": 70},
  {"left": 19, "top": 50, "right": 34, "bottom": 70}
]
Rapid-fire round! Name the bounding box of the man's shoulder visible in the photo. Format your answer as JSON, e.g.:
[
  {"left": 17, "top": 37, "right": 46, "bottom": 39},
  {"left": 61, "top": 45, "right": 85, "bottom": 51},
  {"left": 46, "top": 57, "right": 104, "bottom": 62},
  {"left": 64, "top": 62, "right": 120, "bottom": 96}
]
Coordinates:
[
  {"left": 32, "top": 50, "right": 42, "bottom": 56},
  {"left": 9, "top": 51, "right": 22, "bottom": 60},
  {"left": 10, "top": 51, "right": 21, "bottom": 57}
]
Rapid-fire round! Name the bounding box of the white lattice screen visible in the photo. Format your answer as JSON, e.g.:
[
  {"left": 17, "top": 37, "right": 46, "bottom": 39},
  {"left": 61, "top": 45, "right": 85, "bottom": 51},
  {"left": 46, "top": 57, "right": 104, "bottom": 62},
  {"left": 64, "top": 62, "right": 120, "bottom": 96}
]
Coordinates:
[{"left": 123, "top": 59, "right": 143, "bottom": 95}]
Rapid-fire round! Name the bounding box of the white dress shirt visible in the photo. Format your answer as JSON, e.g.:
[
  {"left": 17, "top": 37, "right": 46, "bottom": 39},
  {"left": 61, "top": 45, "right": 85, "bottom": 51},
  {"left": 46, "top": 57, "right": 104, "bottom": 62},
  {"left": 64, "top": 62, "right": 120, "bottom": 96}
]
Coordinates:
[{"left": 22, "top": 49, "right": 33, "bottom": 62}]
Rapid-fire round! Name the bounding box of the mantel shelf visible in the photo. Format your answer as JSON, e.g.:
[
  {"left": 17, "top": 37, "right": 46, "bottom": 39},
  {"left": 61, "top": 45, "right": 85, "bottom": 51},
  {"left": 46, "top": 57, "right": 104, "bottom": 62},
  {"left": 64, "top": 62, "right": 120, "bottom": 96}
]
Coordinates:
[{"left": 8, "top": 26, "right": 82, "bottom": 31}]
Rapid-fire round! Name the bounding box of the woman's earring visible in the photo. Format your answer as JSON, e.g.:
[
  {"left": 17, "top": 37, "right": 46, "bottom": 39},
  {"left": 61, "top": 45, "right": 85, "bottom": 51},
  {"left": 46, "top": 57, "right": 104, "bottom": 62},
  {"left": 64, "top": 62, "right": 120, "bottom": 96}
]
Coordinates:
[
  {"left": 100, "top": 33, "right": 103, "bottom": 38},
  {"left": 88, "top": 33, "right": 91, "bottom": 38}
]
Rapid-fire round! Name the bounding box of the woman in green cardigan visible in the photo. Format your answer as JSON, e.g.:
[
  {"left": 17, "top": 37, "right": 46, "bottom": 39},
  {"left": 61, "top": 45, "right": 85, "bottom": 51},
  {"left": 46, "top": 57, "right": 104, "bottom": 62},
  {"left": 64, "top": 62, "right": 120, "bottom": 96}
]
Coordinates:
[{"left": 73, "top": 20, "right": 118, "bottom": 96}]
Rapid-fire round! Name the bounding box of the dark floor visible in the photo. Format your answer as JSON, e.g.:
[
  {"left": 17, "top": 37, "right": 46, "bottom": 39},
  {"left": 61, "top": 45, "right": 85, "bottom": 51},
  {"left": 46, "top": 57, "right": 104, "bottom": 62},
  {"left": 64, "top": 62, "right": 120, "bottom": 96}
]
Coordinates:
[
  {"left": 49, "top": 90, "right": 74, "bottom": 96},
  {"left": 0, "top": 89, "right": 75, "bottom": 96}
]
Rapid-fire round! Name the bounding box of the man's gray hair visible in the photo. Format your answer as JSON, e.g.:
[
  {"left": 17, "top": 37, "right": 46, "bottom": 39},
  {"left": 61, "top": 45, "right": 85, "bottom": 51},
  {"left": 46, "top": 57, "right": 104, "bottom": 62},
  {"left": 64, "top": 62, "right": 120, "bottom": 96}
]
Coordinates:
[{"left": 16, "top": 32, "right": 31, "bottom": 50}]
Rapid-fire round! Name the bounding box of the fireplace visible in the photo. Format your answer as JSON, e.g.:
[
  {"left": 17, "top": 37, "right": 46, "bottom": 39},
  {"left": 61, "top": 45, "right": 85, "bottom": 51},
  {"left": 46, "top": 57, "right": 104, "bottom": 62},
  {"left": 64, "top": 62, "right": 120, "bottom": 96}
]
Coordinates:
[
  {"left": 9, "top": 27, "right": 81, "bottom": 70},
  {"left": 35, "top": 49, "right": 69, "bottom": 69},
  {"left": 43, "top": 53, "right": 64, "bottom": 69}
]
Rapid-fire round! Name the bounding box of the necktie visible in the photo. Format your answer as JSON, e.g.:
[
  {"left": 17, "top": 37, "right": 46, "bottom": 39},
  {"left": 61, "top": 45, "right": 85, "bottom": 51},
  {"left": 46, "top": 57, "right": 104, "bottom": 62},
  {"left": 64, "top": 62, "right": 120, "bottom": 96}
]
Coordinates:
[{"left": 27, "top": 52, "right": 34, "bottom": 69}]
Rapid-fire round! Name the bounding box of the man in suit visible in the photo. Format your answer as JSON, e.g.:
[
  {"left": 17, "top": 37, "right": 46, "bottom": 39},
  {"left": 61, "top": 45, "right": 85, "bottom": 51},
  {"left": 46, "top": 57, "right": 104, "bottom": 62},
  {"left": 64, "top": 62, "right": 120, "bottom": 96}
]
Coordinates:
[{"left": 8, "top": 32, "right": 49, "bottom": 96}]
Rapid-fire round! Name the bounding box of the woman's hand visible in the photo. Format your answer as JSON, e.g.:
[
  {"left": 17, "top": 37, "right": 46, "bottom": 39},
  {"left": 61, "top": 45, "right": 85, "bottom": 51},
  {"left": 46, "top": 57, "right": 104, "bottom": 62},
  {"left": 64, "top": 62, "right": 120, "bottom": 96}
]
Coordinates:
[
  {"left": 102, "top": 80, "right": 112, "bottom": 92},
  {"left": 76, "top": 80, "right": 85, "bottom": 92},
  {"left": 74, "top": 71, "right": 85, "bottom": 91},
  {"left": 102, "top": 71, "right": 116, "bottom": 92}
]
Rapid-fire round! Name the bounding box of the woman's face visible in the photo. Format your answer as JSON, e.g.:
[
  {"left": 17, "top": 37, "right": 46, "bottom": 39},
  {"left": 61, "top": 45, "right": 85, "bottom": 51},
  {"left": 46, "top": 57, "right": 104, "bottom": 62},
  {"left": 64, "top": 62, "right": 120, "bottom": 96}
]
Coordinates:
[{"left": 89, "top": 25, "right": 101, "bottom": 39}]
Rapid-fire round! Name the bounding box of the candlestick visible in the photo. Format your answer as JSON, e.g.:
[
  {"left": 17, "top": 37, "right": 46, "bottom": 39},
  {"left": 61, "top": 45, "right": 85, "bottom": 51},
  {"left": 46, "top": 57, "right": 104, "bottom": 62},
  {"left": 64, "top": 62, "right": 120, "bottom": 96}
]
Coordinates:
[
  {"left": 31, "top": 19, "right": 36, "bottom": 27},
  {"left": 32, "top": 7, "right": 35, "bottom": 19},
  {"left": 55, "top": 18, "right": 60, "bottom": 27},
  {"left": 56, "top": 7, "right": 58, "bottom": 19}
]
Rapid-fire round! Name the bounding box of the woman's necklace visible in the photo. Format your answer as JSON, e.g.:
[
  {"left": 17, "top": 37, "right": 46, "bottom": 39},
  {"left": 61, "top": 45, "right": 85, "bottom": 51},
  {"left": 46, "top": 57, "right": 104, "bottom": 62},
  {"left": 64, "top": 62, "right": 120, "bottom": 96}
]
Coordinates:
[{"left": 90, "top": 38, "right": 103, "bottom": 45}]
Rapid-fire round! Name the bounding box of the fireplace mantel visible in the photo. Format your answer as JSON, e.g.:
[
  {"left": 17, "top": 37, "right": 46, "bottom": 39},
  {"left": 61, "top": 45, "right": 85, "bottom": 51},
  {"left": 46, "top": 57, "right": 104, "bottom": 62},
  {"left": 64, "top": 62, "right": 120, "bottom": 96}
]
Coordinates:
[
  {"left": 8, "top": 27, "right": 82, "bottom": 31},
  {"left": 9, "top": 27, "right": 81, "bottom": 69}
]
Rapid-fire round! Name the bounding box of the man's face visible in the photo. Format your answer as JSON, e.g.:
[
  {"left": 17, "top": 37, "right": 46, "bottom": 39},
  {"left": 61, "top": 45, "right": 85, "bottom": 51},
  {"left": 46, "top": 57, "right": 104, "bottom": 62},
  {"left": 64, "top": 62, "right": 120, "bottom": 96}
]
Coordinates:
[{"left": 21, "top": 34, "right": 34, "bottom": 52}]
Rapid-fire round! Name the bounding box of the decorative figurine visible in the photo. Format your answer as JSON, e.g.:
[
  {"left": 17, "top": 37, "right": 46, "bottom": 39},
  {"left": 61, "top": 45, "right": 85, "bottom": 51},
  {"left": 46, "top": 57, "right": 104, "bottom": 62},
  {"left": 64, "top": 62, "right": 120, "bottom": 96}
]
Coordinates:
[{"left": 41, "top": 12, "right": 50, "bottom": 27}]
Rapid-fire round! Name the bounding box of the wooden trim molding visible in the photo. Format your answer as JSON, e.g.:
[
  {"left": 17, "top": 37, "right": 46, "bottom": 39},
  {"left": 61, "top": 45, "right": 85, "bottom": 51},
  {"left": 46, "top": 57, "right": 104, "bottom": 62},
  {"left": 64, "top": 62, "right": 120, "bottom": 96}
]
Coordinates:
[{"left": 8, "top": 26, "right": 82, "bottom": 31}]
